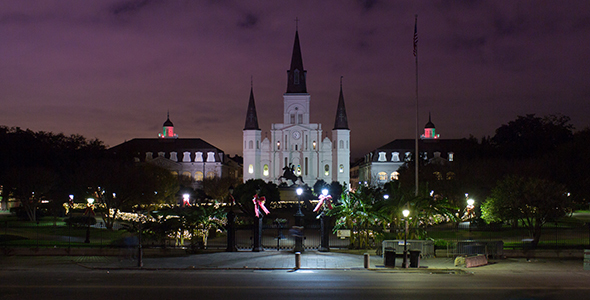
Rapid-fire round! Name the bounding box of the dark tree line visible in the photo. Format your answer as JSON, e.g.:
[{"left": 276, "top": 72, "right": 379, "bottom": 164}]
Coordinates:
[
  {"left": 397, "top": 114, "right": 588, "bottom": 246},
  {"left": 0, "top": 126, "right": 179, "bottom": 225}
]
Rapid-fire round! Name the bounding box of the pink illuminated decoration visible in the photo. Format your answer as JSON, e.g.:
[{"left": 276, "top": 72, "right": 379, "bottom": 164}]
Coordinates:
[
  {"left": 314, "top": 189, "right": 333, "bottom": 213},
  {"left": 420, "top": 113, "right": 440, "bottom": 139},
  {"left": 158, "top": 112, "right": 178, "bottom": 139},
  {"left": 182, "top": 194, "right": 191, "bottom": 206},
  {"left": 253, "top": 193, "right": 270, "bottom": 217}
]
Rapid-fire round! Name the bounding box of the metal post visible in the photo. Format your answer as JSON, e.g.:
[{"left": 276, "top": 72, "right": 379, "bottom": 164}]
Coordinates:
[
  {"left": 294, "top": 203, "right": 304, "bottom": 253},
  {"left": 403, "top": 218, "right": 408, "bottom": 268},
  {"left": 295, "top": 252, "right": 301, "bottom": 269},
  {"left": 68, "top": 211, "right": 71, "bottom": 252},
  {"left": 252, "top": 216, "right": 263, "bottom": 252},
  {"left": 137, "top": 220, "right": 143, "bottom": 268},
  {"left": 226, "top": 209, "right": 237, "bottom": 252},
  {"left": 319, "top": 212, "right": 330, "bottom": 252},
  {"left": 364, "top": 253, "right": 370, "bottom": 269}
]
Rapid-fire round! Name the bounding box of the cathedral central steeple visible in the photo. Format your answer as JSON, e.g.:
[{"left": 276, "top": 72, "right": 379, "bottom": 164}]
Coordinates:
[
  {"left": 286, "top": 30, "right": 307, "bottom": 93},
  {"left": 333, "top": 77, "right": 349, "bottom": 130}
]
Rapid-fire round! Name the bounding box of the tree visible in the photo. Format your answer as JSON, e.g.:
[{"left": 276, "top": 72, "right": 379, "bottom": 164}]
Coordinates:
[
  {"left": 6, "top": 166, "right": 57, "bottom": 221},
  {"left": 232, "top": 179, "right": 280, "bottom": 218},
  {"left": 377, "top": 182, "right": 458, "bottom": 239},
  {"left": 82, "top": 159, "right": 179, "bottom": 230},
  {"left": 328, "top": 185, "right": 381, "bottom": 249},
  {"left": 492, "top": 114, "right": 573, "bottom": 159},
  {"left": 0, "top": 127, "right": 105, "bottom": 220},
  {"left": 481, "top": 175, "right": 570, "bottom": 247},
  {"left": 200, "top": 176, "right": 241, "bottom": 204},
  {"left": 148, "top": 205, "right": 226, "bottom": 249}
]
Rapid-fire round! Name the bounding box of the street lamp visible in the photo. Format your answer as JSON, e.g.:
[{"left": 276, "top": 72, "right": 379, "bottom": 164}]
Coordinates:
[
  {"left": 84, "top": 198, "right": 95, "bottom": 243},
  {"left": 402, "top": 209, "right": 410, "bottom": 268},
  {"left": 182, "top": 193, "right": 190, "bottom": 207},
  {"left": 294, "top": 187, "right": 304, "bottom": 253}
]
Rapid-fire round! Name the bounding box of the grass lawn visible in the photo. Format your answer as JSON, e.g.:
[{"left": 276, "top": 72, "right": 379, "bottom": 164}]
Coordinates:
[{"left": 0, "top": 215, "right": 128, "bottom": 247}]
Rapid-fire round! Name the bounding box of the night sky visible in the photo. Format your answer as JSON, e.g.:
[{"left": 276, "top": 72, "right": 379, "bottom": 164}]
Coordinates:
[{"left": 1, "top": 1, "right": 589, "bottom": 159}]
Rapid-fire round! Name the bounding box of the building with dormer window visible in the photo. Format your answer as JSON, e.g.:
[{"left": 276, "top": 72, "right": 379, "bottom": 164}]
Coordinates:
[
  {"left": 357, "top": 115, "right": 466, "bottom": 187},
  {"left": 110, "top": 114, "right": 241, "bottom": 188}
]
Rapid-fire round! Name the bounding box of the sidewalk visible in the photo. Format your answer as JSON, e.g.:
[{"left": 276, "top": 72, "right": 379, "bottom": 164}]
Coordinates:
[{"left": 1, "top": 250, "right": 586, "bottom": 274}]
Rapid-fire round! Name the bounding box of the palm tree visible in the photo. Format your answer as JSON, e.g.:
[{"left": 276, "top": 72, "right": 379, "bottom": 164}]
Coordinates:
[{"left": 328, "top": 186, "right": 381, "bottom": 249}]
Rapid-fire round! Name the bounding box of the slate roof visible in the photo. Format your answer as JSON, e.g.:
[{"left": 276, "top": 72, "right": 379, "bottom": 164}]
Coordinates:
[
  {"left": 286, "top": 30, "right": 307, "bottom": 94},
  {"left": 244, "top": 86, "right": 260, "bottom": 130},
  {"left": 333, "top": 80, "right": 349, "bottom": 130},
  {"left": 110, "top": 138, "right": 224, "bottom": 159}
]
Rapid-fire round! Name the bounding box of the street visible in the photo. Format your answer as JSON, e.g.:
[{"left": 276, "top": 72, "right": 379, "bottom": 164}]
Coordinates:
[{"left": 1, "top": 267, "right": 589, "bottom": 300}]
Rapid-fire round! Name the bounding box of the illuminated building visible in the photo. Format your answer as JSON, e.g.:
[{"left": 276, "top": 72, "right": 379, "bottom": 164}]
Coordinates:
[
  {"left": 243, "top": 29, "right": 350, "bottom": 187},
  {"left": 111, "top": 114, "right": 241, "bottom": 188}
]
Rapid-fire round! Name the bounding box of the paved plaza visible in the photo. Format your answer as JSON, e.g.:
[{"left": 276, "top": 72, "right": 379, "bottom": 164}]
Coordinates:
[{"left": 1, "top": 250, "right": 586, "bottom": 275}]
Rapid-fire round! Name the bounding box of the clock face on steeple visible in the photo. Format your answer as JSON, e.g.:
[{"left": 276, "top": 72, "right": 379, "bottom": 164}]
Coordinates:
[{"left": 292, "top": 131, "right": 301, "bottom": 140}]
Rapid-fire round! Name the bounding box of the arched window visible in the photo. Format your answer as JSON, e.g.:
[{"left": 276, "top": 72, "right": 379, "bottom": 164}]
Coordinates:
[
  {"left": 263, "top": 164, "right": 269, "bottom": 177},
  {"left": 248, "top": 164, "right": 254, "bottom": 174},
  {"left": 249, "top": 140, "right": 253, "bottom": 149},
  {"left": 296, "top": 165, "right": 301, "bottom": 175},
  {"left": 339, "top": 140, "right": 344, "bottom": 149},
  {"left": 182, "top": 172, "right": 192, "bottom": 180},
  {"left": 194, "top": 172, "right": 203, "bottom": 181},
  {"left": 378, "top": 172, "right": 387, "bottom": 181},
  {"left": 339, "top": 164, "right": 344, "bottom": 173},
  {"left": 433, "top": 172, "right": 443, "bottom": 180},
  {"left": 206, "top": 171, "right": 215, "bottom": 179},
  {"left": 390, "top": 172, "right": 399, "bottom": 180},
  {"left": 324, "top": 165, "right": 330, "bottom": 176}
]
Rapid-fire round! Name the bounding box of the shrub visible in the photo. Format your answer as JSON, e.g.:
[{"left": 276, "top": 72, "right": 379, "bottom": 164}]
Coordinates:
[{"left": 64, "top": 216, "right": 96, "bottom": 227}]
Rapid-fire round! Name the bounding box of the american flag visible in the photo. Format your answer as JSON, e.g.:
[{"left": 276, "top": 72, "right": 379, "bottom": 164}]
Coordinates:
[{"left": 413, "top": 15, "right": 418, "bottom": 57}]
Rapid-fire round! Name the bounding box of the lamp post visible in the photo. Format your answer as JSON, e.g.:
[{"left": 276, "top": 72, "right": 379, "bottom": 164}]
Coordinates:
[
  {"left": 466, "top": 198, "right": 475, "bottom": 240},
  {"left": 68, "top": 194, "right": 73, "bottom": 251},
  {"left": 293, "top": 187, "right": 304, "bottom": 253},
  {"left": 402, "top": 209, "right": 410, "bottom": 268},
  {"left": 84, "top": 198, "right": 94, "bottom": 244},
  {"left": 319, "top": 189, "right": 330, "bottom": 252}
]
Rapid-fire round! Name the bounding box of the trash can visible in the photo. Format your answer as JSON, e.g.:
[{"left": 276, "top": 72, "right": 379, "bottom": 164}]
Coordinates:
[
  {"left": 409, "top": 250, "right": 421, "bottom": 268},
  {"left": 384, "top": 248, "right": 396, "bottom": 267}
]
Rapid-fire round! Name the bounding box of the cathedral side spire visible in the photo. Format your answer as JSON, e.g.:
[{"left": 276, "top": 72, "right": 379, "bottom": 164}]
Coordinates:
[
  {"left": 333, "top": 76, "right": 349, "bottom": 130},
  {"left": 286, "top": 28, "right": 307, "bottom": 93},
  {"left": 244, "top": 84, "right": 260, "bottom": 130}
]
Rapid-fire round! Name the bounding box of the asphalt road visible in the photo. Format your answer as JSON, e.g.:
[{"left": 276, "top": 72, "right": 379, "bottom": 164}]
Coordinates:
[{"left": 1, "top": 267, "right": 589, "bottom": 300}]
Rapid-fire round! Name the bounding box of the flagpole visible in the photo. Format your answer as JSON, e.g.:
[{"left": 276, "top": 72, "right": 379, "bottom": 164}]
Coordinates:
[{"left": 414, "top": 14, "right": 419, "bottom": 197}]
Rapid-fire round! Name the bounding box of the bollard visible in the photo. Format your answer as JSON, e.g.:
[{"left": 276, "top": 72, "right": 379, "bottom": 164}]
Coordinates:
[
  {"left": 295, "top": 252, "right": 301, "bottom": 269},
  {"left": 364, "top": 253, "right": 370, "bottom": 269}
]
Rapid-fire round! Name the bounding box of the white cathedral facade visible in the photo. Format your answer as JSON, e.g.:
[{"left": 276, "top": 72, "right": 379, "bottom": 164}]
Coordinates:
[{"left": 242, "top": 29, "right": 350, "bottom": 187}]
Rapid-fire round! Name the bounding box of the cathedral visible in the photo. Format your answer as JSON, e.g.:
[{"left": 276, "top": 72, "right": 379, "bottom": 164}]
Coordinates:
[{"left": 242, "top": 29, "right": 350, "bottom": 187}]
